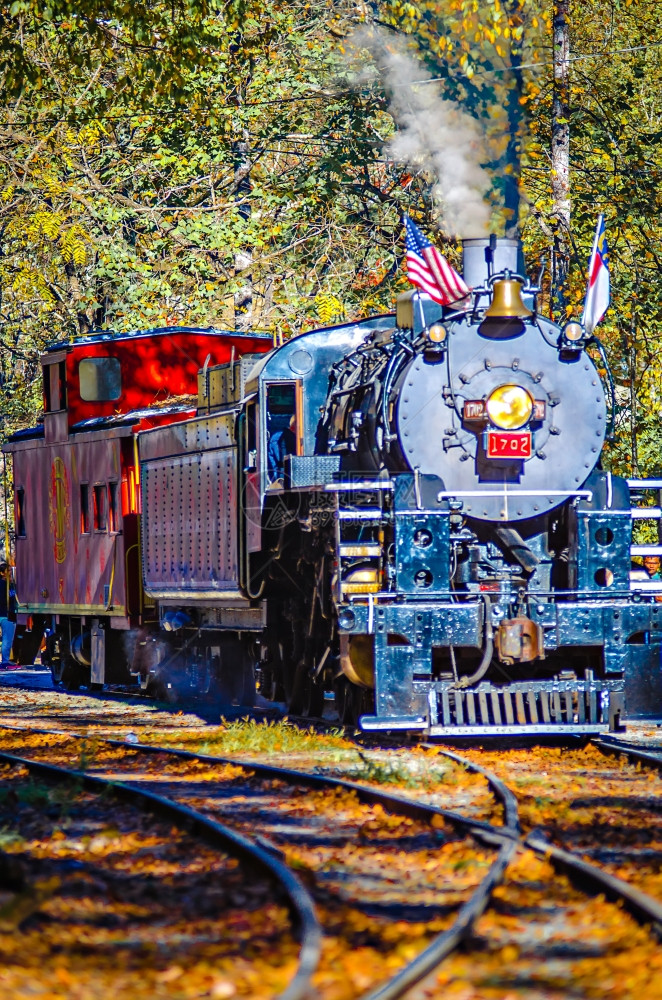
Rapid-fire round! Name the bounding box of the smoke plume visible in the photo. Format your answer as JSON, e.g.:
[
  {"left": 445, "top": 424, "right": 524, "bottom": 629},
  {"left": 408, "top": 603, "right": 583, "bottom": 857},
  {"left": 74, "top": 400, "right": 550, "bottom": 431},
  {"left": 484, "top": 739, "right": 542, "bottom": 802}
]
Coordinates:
[{"left": 350, "top": 27, "right": 492, "bottom": 238}]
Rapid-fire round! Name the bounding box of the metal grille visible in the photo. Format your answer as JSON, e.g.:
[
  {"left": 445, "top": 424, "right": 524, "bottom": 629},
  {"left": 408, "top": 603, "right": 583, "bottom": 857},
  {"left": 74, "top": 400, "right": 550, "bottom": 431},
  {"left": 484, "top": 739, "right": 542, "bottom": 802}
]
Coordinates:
[{"left": 428, "top": 678, "right": 622, "bottom": 733}]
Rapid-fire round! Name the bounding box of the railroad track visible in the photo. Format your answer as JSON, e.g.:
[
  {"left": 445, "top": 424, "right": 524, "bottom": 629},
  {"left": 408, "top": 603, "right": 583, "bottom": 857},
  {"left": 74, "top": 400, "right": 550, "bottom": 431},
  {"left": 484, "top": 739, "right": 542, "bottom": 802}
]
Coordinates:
[
  {"left": 1, "top": 718, "right": 662, "bottom": 997},
  {"left": 0, "top": 751, "right": 313, "bottom": 999},
  {"left": 0, "top": 723, "right": 514, "bottom": 999}
]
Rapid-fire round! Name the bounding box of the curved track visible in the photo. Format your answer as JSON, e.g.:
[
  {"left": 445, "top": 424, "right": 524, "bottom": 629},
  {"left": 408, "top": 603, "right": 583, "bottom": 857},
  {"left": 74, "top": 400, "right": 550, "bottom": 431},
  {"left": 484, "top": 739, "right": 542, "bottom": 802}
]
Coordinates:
[
  {"left": 422, "top": 742, "right": 662, "bottom": 928},
  {"left": 0, "top": 723, "right": 514, "bottom": 999},
  {"left": 2, "top": 712, "right": 662, "bottom": 997},
  {"left": 0, "top": 746, "right": 320, "bottom": 1000}
]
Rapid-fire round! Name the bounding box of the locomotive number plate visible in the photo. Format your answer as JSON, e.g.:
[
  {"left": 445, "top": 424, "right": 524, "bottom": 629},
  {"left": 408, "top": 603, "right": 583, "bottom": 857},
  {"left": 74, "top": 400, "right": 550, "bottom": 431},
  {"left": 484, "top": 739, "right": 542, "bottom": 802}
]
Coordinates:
[{"left": 486, "top": 430, "right": 531, "bottom": 459}]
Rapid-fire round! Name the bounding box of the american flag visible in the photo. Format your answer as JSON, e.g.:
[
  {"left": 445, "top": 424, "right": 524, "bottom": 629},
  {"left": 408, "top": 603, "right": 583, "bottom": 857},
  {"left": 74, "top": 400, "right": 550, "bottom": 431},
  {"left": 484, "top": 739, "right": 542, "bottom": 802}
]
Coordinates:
[
  {"left": 581, "top": 214, "right": 610, "bottom": 334},
  {"left": 404, "top": 215, "right": 470, "bottom": 306}
]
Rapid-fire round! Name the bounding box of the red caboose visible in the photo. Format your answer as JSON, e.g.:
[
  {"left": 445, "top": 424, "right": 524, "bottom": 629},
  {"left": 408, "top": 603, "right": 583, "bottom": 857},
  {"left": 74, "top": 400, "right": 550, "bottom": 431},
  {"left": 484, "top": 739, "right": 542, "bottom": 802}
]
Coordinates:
[{"left": 4, "top": 326, "right": 272, "bottom": 686}]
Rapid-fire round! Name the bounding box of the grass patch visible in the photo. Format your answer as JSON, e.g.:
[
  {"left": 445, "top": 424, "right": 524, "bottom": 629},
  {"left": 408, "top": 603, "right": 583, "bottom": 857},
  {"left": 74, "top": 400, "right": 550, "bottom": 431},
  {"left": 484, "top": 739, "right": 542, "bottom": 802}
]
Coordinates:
[
  {"left": 0, "top": 778, "right": 52, "bottom": 810},
  {"left": 0, "top": 776, "right": 83, "bottom": 821},
  {"left": 144, "top": 718, "right": 353, "bottom": 758},
  {"left": 77, "top": 737, "right": 101, "bottom": 771},
  {"left": 0, "top": 826, "right": 25, "bottom": 850},
  {"left": 346, "top": 752, "right": 447, "bottom": 789}
]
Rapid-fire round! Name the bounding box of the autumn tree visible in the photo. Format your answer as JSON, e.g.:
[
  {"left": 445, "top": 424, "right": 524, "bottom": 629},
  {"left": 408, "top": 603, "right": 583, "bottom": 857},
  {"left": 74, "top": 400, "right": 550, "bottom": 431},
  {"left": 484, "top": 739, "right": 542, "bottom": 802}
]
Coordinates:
[
  {"left": 525, "top": 1, "right": 662, "bottom": 475},
  {"left": 3, "top": 0, "right": 662, "bottom": 484},
  {"left": 0, "top": 0, "right": 413, "bottom": 432}
]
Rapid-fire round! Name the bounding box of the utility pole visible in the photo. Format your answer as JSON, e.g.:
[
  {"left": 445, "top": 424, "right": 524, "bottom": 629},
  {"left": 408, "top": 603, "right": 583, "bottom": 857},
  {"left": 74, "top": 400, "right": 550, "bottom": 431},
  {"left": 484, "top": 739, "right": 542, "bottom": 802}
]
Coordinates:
[{"left": 551, "top": 0, "right": 571, "bottom": 319}]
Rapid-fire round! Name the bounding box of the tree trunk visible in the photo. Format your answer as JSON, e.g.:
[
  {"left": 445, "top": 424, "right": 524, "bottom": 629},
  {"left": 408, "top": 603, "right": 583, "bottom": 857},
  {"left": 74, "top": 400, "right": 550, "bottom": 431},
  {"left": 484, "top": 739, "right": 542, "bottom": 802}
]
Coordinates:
[
  {"left": 502, "top": 1, "right": 524, "bottom": 236},
  {"left": 551, "top": 0, "right": 571, "bottom": 319},
  {"left": 233, "top": 130, "right": 253, "bottom": 331},
  {"left": 629, "top": 323, "right": 638, "bottom": 477}
]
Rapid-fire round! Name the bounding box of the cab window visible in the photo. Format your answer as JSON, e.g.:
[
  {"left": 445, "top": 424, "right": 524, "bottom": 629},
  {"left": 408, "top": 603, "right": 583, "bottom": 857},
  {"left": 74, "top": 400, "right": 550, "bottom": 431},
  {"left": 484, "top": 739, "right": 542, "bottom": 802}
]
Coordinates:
[
  {"left": 266, "top": 382, "right": 299, "bottom": 483},
  {"left": 245, "top": 401, "right": 257, "bottom": 472}
]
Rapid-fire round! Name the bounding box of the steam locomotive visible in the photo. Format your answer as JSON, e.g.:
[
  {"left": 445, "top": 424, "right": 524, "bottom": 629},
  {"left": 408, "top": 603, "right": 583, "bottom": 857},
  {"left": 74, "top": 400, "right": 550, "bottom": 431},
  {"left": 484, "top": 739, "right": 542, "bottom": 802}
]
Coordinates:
[{"left": 6, "top": 237, "right": 662, "bottom": 735}]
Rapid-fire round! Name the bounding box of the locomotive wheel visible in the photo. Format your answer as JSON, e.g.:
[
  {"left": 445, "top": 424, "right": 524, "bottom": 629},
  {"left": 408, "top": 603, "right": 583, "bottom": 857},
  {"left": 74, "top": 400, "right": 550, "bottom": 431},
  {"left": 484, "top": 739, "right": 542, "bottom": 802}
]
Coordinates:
[
  {"left": 145, "top": 673, "right": 175, "bottom": 703},
  {"left": 299, "top": 666, "right": 325, "bottom": 719},
  {"left": 61, "top": 660, "right": 88, "bottom": 692},
  {"left": 334, "top": 678, "right": 373, "bottom": 728},
  {"left": 49, "top": 660, "right": 64, "bottom": 687},
  {"left": 283, "top": 659, "right": 304, "bottom": 715},
  {"left": 259, "top": 646, "right": 287, "bottom": 703},
  {"left": 284, "top": 659, "right": 324, "bottom": 716},
  {"left": 334, "top": 677, "right": 355, "bottom": 726},
  {"left": 216, "top": 640, "right": 256, "bottom": 709},
  {"left": 236, "top": 660, "right": 256, "bottom": 708},
  {"left": 259, "top": 665, "right": 279, "bottom": 703},
  {"left": 44, "top": 635, "right": 66, "bottom": 688},
  {"left": 12, "top": 624, "right": 45, "bottom": 667}
]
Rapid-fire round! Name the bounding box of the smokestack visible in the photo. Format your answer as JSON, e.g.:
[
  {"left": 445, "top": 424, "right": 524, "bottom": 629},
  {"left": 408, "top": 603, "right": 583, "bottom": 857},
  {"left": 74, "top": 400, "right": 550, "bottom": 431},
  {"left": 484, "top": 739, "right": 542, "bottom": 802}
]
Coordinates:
[{"left": 462, "top": 237, "right": 526, "bottom": 286}]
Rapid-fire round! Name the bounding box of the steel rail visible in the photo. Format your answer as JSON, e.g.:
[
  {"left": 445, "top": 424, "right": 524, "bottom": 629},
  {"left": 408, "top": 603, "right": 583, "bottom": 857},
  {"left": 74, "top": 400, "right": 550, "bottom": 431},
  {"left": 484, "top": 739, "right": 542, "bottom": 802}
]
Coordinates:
[
  {"left": 420, "top": 744, "right": 520, "bottom": 833},
  {"left": 135, "top": 736, "right": 662, "bottom": 989},
  {"left": 423, "top": 744, "right": 662, "bottom": 942},
  {"left": 525, "top": 833, "right": 662, "bottom": 939},
  {"left": 0, "top": 748, "right": 321, "bottom": 1000},
  {"left": 0, "top": 723, "right": 516, "bottom": 1000},
  {"left": 357, "top": 834, "right": 515, "bottom": 1000},
  {"left": 593, "top": 736, "right": 662, "bottom": 771},
  {"left": 7, "top": 725, "right": 662, "bottom": 992},
  {"left": 0, "top": 723, "right": 515, "bottom": 838}
]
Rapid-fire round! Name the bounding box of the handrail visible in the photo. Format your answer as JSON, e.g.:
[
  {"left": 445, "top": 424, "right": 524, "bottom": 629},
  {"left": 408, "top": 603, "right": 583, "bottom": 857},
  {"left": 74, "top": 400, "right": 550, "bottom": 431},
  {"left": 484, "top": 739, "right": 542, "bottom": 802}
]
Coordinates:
[
  {"left": 628, "top": 478, "right": 662, "bottom": 489},
  {"left": 437, "top": 489, "right": 592, "bottom": 500}
]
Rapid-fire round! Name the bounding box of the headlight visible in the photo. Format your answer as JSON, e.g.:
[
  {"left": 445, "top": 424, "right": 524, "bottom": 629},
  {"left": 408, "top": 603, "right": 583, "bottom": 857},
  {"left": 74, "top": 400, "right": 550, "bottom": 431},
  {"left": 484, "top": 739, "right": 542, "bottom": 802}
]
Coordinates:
[
  {"left": 486, "top": 384, "right": 533, "bottom": 430},
  {"left": 563, "top": 321, "right": 584, "bottom": 343},
  {"left": 427, "top": 323, "right": 447, "bottom": 344}
]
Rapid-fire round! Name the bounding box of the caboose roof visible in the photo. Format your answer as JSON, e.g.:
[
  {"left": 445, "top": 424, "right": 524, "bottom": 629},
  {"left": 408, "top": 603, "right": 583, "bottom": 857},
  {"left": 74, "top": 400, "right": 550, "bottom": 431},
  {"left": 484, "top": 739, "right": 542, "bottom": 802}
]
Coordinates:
[{"left": 43, "top": 325, "right": 273, "bottom": 352}]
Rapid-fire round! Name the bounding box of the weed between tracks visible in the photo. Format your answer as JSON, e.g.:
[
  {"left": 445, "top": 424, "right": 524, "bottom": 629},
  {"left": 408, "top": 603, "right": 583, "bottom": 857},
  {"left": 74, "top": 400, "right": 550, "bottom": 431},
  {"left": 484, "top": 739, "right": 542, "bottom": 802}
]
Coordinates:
[
  {"left": 172, "top": 717, "right": 351, "bottom": 757},
  {"left": 345, "top": 752, "right": 450, "bottom": 790}
]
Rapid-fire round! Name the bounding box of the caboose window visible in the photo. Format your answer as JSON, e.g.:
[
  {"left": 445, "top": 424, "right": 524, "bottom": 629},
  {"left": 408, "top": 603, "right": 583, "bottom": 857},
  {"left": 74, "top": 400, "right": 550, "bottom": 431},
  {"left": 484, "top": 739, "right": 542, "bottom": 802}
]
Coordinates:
[
  {"left": 79, "top": 357, "right": 121, "bottom": 402},
  {"left": 80, "top": 484, "right": 90, "bottom": 534},
  {"left": 16, "top": 488, "right": 26, "bottom": 538},
  {"left": 93, "top": 484, "right": 107, "bottom": 531},
  {"left": 44, "top": 361, "right": 67, "bottom": 411},
  {"left": 108, "top": 481, "right": 118, "bottom": 532},
  {"left": 44, "top": 368, "right": 51, "bottom": 412},
  {"left": 58, "top": 361, "right": 66, "bottom": 409}
]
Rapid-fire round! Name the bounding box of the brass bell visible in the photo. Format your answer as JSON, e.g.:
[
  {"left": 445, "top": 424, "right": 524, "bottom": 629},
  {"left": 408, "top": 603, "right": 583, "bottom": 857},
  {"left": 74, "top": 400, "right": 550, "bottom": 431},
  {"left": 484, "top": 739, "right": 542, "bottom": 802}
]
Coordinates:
[{"left": 484, "top": 275, "right": 532, "bottom": 319}]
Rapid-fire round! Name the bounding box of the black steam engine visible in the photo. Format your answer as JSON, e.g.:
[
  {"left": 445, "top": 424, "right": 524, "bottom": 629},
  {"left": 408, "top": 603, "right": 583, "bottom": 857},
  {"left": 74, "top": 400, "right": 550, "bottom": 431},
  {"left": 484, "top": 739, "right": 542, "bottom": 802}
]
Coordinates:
[
  {"left": 8, "top": 237, "right": 662, "bottom": 735},
  {"left": 136, "top": 235, "right": 662, "bottom": 735}
]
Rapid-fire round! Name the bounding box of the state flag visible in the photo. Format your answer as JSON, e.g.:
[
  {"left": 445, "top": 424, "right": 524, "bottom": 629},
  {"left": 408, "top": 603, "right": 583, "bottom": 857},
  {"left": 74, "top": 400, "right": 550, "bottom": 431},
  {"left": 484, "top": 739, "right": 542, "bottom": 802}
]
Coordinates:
[{"left": 582, "top": 214, "right": 610, "bottom": 334}]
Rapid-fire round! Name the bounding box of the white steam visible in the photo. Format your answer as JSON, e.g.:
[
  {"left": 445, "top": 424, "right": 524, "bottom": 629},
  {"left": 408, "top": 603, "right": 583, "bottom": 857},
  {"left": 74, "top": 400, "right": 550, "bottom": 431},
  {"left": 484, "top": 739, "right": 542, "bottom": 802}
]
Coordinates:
[{"left": 350, "top": 27, "right": 492, "bottom": 238}]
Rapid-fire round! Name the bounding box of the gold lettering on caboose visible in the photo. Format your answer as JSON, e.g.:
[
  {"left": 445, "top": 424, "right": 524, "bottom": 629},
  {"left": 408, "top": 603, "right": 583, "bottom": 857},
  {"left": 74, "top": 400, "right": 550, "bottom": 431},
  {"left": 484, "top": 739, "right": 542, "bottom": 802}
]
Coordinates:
[{"left": 50, "top": 457, "right": 70, "bottom": 564}]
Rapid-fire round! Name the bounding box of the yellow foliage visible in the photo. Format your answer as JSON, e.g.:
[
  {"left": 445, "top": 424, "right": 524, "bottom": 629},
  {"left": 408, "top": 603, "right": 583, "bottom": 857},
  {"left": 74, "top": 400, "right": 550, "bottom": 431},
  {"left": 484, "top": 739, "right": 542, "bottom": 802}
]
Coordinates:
[{"left": 315, "top": 292, "right": 344, "bottom": 324}]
